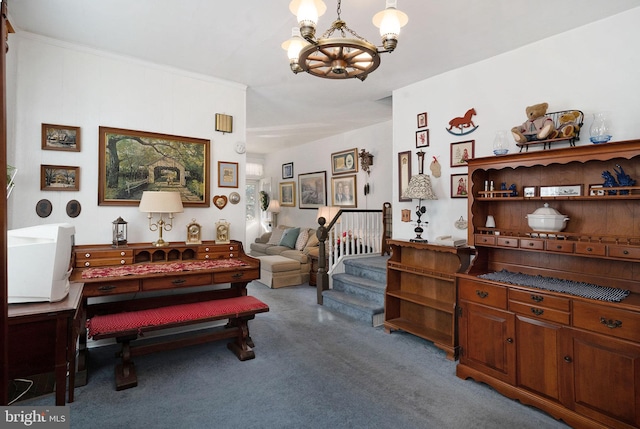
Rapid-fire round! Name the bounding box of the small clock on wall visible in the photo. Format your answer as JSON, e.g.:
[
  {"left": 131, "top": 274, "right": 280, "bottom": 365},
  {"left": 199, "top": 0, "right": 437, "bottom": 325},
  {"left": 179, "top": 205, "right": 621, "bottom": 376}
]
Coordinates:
[{"left": 186, "top": 219, "right": 202, "bottom": 244}]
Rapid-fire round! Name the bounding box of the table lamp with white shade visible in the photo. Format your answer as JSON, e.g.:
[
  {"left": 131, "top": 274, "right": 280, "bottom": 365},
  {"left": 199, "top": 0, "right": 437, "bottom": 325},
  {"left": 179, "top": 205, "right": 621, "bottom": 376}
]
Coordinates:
[{"left": 138, "top": 191, "right": 184, "bottom": 247}]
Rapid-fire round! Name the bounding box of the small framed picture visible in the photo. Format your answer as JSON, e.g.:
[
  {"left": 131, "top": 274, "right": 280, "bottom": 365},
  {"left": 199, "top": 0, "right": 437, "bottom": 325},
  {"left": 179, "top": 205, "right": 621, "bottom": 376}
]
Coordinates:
[
  {"left": 451, "top": 140, "right": 474, "bottom": 167},
  {"left": 589, "top": 184, "right": 605, "bottom": 196},
  {"left": 417, "top": 112, "right": 428, "bottom": 128},
  {"left": 416, "top": 129, "right": 429, "bottom": 148},
  {"left": 218, "top": 161, "right": 238, "bottom": 188},
  {"left": 523, "top": 186, "right": 537, "bottom": 198},
  {"left": 451, "top": 173, "right": 468, "bottom": 198},
  {"left": 40, "top": 165, "right": 80, "bottom": 191},
  {"left": 540, "top": 184, "right": 582, "bottom": 197},
  {"left": 42, "top": 123, "right": 81, "bottom": 152},
  {"left": 331, "top": 148, "right": 358, "bottom": 175},
  {"left": 279, "top": 181, "right": 296, "bottom": 207},
  {"left": 398, "top": 151, "right": 412, "bottom": 202},
  {"left": 331, "top": 174, "right": 357, "bottom": 208},
  {"left": 282, "top": 162, "right": 294, "bottom": 179}
]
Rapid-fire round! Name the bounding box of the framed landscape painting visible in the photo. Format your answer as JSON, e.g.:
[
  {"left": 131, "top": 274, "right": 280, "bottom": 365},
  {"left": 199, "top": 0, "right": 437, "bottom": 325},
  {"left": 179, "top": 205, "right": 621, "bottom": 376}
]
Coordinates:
[
  {"left": 279, "top": 181, "right": 296, "bottom": 207},
  {"left": 98, "top": 126, "right": 210, "bottom": 207},
  {"left": 298, "top": 171, "right": 327, "bottom": 209}
]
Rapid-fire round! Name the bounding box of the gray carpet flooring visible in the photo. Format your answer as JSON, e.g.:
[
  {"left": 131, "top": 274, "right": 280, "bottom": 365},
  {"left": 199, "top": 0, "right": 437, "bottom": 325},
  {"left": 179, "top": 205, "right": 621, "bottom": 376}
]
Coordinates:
[{"left": 22, "top": 281, "right": 570, "bottom": 428}]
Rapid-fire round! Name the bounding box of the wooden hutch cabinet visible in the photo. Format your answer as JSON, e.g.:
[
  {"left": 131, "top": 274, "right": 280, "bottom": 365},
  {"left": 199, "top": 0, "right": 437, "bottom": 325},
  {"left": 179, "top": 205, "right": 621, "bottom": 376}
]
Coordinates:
[
  {"left": 385, "top": 240, "right": 472, "bottom": 360},
  {"left": 456, "top": 140, "right": 640, "bottom": 429}
]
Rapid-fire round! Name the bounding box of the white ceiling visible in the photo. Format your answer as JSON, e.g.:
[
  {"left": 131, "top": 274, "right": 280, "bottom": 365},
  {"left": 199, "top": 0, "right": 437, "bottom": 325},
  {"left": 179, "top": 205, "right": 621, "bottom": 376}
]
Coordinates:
[{"left": 8, "top": 0, "right": 639, "bottom": 154}]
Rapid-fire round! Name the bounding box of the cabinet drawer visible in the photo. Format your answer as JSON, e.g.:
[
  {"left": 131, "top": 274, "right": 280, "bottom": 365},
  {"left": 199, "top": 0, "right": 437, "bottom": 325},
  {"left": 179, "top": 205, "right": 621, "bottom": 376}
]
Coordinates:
[
  {"left": 497, "top": 237, "right": 518, "bottom": 248},
  {"left": 199, "top": 251, "right": 238, "bottom": 260},
  {"left": 608, "top": 245, "right": 640, "bottom": 260},
  {"left": 213, "top": 269, "right": 260, "bottom": 284},
  {"left": 509, "top": 300, "right": 570, "bottom": 325},
  {"left": 142, "top": 273, "right": 213, "bottom": 291},
  {"left": 76, "top": 257, "right": 133, "bottom": 268},
  {"left": 474, "top": 234, "right": 496, "bottom": 246},
  {"left": 575, "top": 241, "right": 607, "bottom": 256},
  {"left": 509, "top": 289, "right": 570, "bottom": 311},
  {"left": 199, "top": 244, "right": 240, "bottom": 253},
  {"left": 519, "top": 238, "right": 544, "bottom": 250},
  {"left": 545, "top": 241, "right": 574, "bottom": 253},
  {"left": 83, "top": 279, "right": 140, "bottom": 297},
  {"left": 573, "top": 300, "right": 640, "bottom": 343},
  {"left": 458, "top": 278, "right": 507, "bottom": 309}
]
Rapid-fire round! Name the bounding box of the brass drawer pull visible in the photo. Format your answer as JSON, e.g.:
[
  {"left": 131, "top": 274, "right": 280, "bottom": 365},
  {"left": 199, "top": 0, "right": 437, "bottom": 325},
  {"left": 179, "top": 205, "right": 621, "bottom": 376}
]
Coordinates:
[
  {"left": 97, "top": 285, "right": 116, "bottom": 292},
  {"left": 531, "top": 308, "right": 544, "bottom": 316},
  {"left": 530, "top": 295, "right": 544, "bottom": 302},
  {"left": 172, "top": 279, "right": 186, "bottom": 285},
  {"left": 475, "top": 290, "right": 488, "bottom": 298},
  {"left": 600, "top": 317, "right": 622, "bottom": 329},
  {"left": 232, "top": 272, "right": 245, "bottom": 279}
]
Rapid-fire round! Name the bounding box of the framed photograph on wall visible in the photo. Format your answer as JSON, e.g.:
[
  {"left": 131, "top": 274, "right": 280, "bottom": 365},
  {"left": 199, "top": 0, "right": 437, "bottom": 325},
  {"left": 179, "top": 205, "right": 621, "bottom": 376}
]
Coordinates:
[
  {"left": 282, "top": 162, "right": 294, "bottom": 179},
  {"left": 41, "top": 165, "right": 79, "bottom": 191},
  {"left": 451, "top": 173, "right": 469, "bottom": 198},
  {"left": 98, "top": 126, "right": 210, "bottom": 207},
  {"left": 331, "top": 174, "right": 357, "bottom": 208},
  {"left": 451, "top": 140, "right": 474, "bottom": 167},
  {"left": 416, "top": 129, "right": 429, "bottom": 148},
  {"left": 298, "top": 171, "right": 327, "bottom": 209},
  {"left": 398, "top": 151, "right": 412, "bottom": 202},
  {"left": 417, "top": 112, "right": 427, "bottom": 128},
  {"left": 218, "top": 161, "right": 239, "bottom": 188},
  {"left": 331, "top": 148, "right": 358, "bottom": 175},
  {"left": 42, "top": 123, "right": 81, "bottom": 152},
  {"left": 279, "top": 181, "right": 296, "bottom": 207}
]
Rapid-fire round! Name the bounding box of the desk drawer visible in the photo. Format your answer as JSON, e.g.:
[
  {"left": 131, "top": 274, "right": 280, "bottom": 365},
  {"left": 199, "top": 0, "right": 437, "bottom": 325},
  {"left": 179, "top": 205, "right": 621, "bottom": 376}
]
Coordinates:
[
  {"left": 474, "top": 234, "right": 496, "bottom": 246},
  {"left": 509, "top": 300, "right": 570, "bottom": 325},
  {"left": 575, "top": 241, "right": 607, "bottom": 257},
  {"left": 76, "top": 249, "right": 133, "bottom": 267},
  {"left": 199, "top": 251, "right": 238, "bottom": 260},
  {"left": 608, "top": 245, "right": 640, "bottom": 261},
  {"left": 573, "top": 300, "right": 640, "bottom": 343},
  {"left": 509, "top": 289, "right": 570, "bottom": 311},
  {"left": 520, "top": 239, "right": 544, "bottom": 250},
  {"left": 213, "top": 269, "right": 260, "bottom": 284},
  {"left": 142, "top": 273, "right": 213, "bottom": 291},
  {"left": 83, "top": 279, "right": 140, "bottom": 297},
  {"left": 497, "top": 237, "right": 518, "bottom": 248},
  {"left": 545, "top": 241, "right": 574, "bottom": 253},
  {"left": 458, "top": 277, "right": 507, "bottom": 309},
  {"left": 76, "top": 257, "right": 133, "bottom": 268}
]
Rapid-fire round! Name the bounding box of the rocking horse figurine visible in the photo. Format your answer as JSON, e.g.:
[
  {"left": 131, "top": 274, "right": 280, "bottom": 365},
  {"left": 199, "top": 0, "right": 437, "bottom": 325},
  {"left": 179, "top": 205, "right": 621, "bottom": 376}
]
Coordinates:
[{"left": 447, "top": 108, "right": 479, "bottom": 136}]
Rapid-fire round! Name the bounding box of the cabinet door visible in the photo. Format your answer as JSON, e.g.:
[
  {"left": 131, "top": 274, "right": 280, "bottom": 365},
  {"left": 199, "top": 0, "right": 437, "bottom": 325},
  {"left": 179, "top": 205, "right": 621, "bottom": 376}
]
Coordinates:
[
  {"left": 515, "top": 315, "right": 562, "bottom": 402},
  {"left": 459, "top": 301, "right": 515, "bottom": 384},
  {"left": 561, "top": 328, "right": 640, "bottom": 428}
]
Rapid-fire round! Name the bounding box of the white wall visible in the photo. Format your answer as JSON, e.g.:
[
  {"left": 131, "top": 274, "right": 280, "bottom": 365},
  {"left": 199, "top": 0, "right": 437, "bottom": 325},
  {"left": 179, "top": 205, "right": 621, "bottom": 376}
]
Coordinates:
[
  {"left": 263, "top": 120, "right": 392, "bottom": 229},
  {"left": 392, "top": 8, "right": 640, "bottom": 243},
  {"left": 8, "top": 33, "right": 248, "bottom": 246}
]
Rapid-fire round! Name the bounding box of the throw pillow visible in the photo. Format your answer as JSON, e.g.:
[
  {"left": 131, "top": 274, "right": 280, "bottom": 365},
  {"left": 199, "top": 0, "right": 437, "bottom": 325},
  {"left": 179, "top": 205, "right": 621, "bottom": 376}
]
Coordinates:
[
  {"left": 295, "top": 228, "right": 310, "bottom": 251},
  {"left": 279, "top": 227, "right": 300, "bottom": 249},
  {"left": 304, "top": 233, "right": 319, "bottom": 251},
  {"left": 267, "top": 227, "right": 286, "bottom": 245}
]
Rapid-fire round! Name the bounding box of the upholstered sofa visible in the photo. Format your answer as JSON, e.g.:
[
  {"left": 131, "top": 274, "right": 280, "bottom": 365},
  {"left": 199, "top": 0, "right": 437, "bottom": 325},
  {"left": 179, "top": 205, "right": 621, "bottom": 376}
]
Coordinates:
[{"left": 249, "top": 225, "right": 320, "bottom": 284}]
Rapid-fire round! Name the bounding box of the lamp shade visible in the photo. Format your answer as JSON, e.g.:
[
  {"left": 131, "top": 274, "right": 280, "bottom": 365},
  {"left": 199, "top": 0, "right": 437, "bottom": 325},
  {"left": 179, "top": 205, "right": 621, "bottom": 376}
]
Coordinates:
[
  {"left": 402, "top": 174, "right": 437, "bottom": 200},
  {"left": 316, "top": 206, "right": 340, "bottom": 224},
  {"left": 138, "top": 191, "right": 184, "bottom": 213},
  {"left": 267, "top": 200, "right": 281, "bottom": 214}
]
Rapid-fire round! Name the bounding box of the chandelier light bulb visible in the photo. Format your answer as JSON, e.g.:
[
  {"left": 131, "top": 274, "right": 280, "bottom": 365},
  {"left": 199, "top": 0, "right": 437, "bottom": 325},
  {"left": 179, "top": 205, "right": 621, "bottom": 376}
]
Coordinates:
[
  {"left": 289, "top": 0, "right": 327, "bottom": 39},
  {"left": 282, "top": 27, "right": 309, "bottom": 72},
  {"left": 372, "top": 0, "right": 408, "bottom": 51}
]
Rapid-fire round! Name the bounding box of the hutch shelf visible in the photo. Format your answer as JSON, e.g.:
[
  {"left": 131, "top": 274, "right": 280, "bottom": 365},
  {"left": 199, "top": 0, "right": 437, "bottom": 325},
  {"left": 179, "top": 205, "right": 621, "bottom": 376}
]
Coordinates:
[{"left": 456, "top": 139, "right": 640, "bottom": 429}]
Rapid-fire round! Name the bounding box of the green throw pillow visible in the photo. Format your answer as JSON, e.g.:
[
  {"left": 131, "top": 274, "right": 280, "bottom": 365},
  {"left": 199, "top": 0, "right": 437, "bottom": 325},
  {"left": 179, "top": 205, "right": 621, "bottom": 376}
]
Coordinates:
[{"left": 279, "top": 227, "right": 300, "bottom": 249}]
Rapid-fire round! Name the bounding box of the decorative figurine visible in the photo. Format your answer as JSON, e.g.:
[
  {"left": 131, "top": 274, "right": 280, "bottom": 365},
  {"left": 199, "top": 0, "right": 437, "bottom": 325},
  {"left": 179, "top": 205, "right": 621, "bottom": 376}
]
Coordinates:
[
  {"left": 602, "top": 170, "right": 619, "bottom": 195},
  {"left": 614, "top": 164, "right": 635, "bottom": 195},
  {"left": 509, "top": 184, "right": 518, "bottom": 197}
]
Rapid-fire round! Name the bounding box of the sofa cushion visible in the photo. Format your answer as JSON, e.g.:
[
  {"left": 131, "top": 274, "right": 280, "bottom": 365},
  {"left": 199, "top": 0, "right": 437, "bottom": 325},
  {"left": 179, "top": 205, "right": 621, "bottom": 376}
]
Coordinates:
[
  {"left": 279, "top": 227, "right": 300, "bottom": 248},
  {"left": 295, "top": 228, "right": 310, "bottom": 251},
  {"left": 250, "top": 242, "right": 272, "bottom": 254},
  {"left": 267, "top": 226, "right": 287, "bottom": 245},
  {"left": 265, "top": 245, "right": 290, "bottom": 255},
  {"left": 280, "top": 249, "right": 309, "bottom": 264},
  {"left": 303, "top": 233, "right": 319, "bottom": 254}
]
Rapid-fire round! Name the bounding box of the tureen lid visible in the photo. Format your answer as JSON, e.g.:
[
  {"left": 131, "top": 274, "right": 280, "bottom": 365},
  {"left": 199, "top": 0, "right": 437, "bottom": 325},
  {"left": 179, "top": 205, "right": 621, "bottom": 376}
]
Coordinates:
[{"left": 531, "top": 203, "right": 563, "bottom": 216}]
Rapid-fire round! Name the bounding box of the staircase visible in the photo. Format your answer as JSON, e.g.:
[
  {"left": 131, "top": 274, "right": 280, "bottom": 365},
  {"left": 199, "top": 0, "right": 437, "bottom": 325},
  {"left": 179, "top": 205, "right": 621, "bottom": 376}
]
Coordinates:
[{"left": 322, "top": 255, "right": 389, "bottom": 327}]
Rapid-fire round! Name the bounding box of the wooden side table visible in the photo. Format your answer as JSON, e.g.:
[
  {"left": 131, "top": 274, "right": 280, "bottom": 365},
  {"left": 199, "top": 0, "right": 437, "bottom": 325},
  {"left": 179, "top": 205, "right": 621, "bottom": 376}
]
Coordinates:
[{"left": 308, "top": 254, "right": 318, "bottom": 286}]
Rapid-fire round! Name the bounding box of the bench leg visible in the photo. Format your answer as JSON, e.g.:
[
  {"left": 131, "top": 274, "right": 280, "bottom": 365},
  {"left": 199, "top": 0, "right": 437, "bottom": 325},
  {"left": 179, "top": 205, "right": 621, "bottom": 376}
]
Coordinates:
[
  {"left": 115, "top": 335, "right": 138, "bottom": 390},
  {"left": 227, "top": 317, "right": 255, "bottom": 361}
]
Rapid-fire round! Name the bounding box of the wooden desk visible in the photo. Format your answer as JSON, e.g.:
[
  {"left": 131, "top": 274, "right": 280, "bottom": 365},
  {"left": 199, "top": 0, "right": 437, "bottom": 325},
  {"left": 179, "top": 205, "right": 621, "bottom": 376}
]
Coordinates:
[
  {"left": 8, "top": 282, "right": 83, "bottom": 405},
  {"left": 69, "top": 240, "right": 260, "bottom": 382}
]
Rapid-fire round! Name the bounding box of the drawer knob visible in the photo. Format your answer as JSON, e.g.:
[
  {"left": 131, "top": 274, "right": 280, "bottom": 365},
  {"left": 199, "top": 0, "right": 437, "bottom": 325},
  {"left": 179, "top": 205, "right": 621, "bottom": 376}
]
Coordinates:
[
  {"left": 230, "top": 246, "right": 234, "bottom": 250},
  {"left": 564, "top": 356, "right": 572, "bottom": 363},
  {"left": 600, "top": 317, "right": 622, "bottom": 329},
  {"left": 475, "top": 290, "right": 488, "bottom": 299},
  {"left": 556, "top": 245, "right": 562, "bottom": 249},
  {"left": 530, "top": 294, "right": 544, "bottom": 303},
  {"left": 205, "top": 255, "right": 210, "bottom": 259},
  {"left": 205, "top": 247, "right": 210, "bottom": 251},
  {"left": 120, "top": 260, "right": 125, "bottom": 265},
  {"left": 528, "top": 242, "right": 534, "bottom": 246},
  {"left": 623, "top": 250, "right": 630, "bottom": 255},
  {"left": 586, "top": 247, "right": 593, "bottom": 252},
  {"left": 531, "top": 308, "right": 544, "bottom": 316},
  {"left": 506, "top": 338, "right": 513, "bottom": 343},
  {"left": 121, "top": 251, "right": 126, "bottom": 256},
  {"left": 232, "top": 272, "right": 244, "bottom": 279},
  {"left": 504, "top": 240, "right": 510, "bottom": 245},
  {"left": 85, "top": 253, "right": 91, "bottom": 258},
  {"left": 84, "top": 262, "right": 90, "bottom": 267}
]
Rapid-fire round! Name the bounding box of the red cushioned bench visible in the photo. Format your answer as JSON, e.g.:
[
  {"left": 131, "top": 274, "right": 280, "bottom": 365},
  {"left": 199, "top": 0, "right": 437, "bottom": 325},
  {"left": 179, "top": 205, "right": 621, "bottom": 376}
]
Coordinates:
[{"left": 87, "top": 295, "right": 269, "bottom": 390}]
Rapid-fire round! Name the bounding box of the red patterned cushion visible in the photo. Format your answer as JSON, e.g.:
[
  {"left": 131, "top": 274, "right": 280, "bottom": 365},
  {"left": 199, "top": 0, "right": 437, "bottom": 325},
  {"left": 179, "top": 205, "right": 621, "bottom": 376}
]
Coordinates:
[{"left": 88, "top": 296, "right": 269, "bottom": 339}]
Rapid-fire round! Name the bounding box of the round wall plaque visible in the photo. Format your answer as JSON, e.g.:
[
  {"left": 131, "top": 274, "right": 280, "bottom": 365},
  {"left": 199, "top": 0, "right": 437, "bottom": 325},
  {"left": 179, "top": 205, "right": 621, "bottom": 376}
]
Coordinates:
[
  {"left": 229, "top": 192, "right": 241, "bottom": 204},
  {"left": 36, "top": 199, "right": 52, "bottom": 218},
  {"left": 66, "top": 200, "right": 82, "bottom": 218}
]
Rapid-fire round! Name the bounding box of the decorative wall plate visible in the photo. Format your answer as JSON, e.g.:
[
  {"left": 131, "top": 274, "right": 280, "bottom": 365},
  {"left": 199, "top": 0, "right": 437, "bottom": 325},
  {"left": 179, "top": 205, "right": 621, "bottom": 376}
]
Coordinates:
[
  {"left": 455, "top": 216, "right": 468, "bottom": 230},
  {"left": 213, "top": 195, "right": 228, "bottom": 210},
  {"left": 229, "top": 192, "right": 241, "bottom": 204},
  {"left": 36, "top": 199, "right": 52, "bottom": 218},
  {"left": 66, "top": 200, "right": 81, "bottom": 218}
]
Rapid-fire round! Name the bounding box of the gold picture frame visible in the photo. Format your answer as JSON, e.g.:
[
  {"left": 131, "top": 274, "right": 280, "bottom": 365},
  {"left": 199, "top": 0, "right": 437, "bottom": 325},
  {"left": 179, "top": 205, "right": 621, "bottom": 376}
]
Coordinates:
[{"left": 331, "top": 148, "right": 358, "bottom": 175}]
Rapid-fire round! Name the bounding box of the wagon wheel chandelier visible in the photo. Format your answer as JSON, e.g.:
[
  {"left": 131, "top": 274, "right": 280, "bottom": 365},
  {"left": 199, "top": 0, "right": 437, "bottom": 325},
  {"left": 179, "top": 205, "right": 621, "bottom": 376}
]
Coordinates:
[{"left": 282, "top": 0, "right": 408, "bottom": 81}]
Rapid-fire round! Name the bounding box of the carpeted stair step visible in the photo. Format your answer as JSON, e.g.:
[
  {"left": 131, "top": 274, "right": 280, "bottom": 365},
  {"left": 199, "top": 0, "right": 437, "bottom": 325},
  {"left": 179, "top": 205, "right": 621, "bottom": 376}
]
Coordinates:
[
  {"left": 331, "top": 273, "right": 385, "bottom": 307},
  {"left": 322, "top": 289, "right": 384, "bottom": 327},
  {"left": 343, "top": 256, "right": 388, "bottom": 284}
]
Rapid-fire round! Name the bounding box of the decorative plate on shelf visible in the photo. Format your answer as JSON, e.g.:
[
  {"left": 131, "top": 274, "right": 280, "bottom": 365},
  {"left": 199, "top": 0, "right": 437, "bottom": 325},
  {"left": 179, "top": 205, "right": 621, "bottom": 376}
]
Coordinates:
[
  {"left": 229, "top": 192, "right": 241, "bottom": 204},
  {"left": 36, "top": 199, "right": 52, "bottom": 218}
]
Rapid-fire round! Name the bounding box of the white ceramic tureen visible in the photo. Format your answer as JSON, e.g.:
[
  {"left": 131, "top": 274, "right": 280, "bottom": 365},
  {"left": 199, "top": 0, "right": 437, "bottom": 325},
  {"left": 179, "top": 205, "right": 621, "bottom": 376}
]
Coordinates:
[{"left": 526, "top": 203, "right": 570, "bottom": 232}]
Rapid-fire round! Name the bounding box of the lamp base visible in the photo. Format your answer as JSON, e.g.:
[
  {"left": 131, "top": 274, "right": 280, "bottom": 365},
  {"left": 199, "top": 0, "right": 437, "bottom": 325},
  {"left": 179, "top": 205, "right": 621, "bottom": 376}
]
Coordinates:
[
  {"left": 152, "top": 238, "right": 169, "bottom": 247},
  {"left": 410, "top": 238, "right": 429, "bottom": 243}
]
